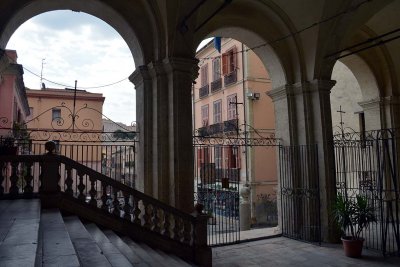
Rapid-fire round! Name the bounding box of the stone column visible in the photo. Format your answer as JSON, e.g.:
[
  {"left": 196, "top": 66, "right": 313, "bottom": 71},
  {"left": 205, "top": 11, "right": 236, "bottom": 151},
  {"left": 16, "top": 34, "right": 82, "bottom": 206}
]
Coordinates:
[
  {"left": 147, "top": 62, "right": 170, "bottom": 203},
  {"left": 163, "top": 57, "right": 199, "bottom": 213},
  {"left": 129, "top": 66, "right": 153, "bottom": 195},
  {"left": 268, "top": 80, "right": 338, "bottom": 242}
]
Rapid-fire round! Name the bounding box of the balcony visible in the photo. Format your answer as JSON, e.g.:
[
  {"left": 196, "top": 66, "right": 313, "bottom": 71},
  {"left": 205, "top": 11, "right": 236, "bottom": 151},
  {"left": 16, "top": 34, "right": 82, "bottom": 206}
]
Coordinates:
[
  {"left": 224, "top": 119, "right": 238, "bottom": 133},
  {"left": 211, "top": 78, "right": 222, "bottom": 93},
  {"left": 199, "top": 84, "right": 209, "bottom": 98},
  {"left": 208, "top": 123, "right": 224, "bottom": 135},
  {"left": 224, "top": 70, "right": 237, "bottom": 86}
]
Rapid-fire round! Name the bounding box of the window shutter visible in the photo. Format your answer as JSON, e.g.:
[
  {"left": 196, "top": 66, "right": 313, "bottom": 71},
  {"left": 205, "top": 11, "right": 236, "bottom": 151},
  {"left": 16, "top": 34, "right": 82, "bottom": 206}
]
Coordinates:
[
  {"left": 222, "top": 54, "right": 228, "bottom": 75},
  {"left": 232, "top": 46, "right": 237, "bottom": 71}
]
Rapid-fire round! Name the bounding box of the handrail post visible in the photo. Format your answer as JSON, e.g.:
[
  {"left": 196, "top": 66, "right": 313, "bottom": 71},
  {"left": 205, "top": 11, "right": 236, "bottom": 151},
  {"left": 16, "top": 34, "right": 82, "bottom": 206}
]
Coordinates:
[
  {"left": 40, "top": 141, "right": 61, "bottom": 208},
  {"left": 192, "top": 204, "right": 212, "bottom": 266}
]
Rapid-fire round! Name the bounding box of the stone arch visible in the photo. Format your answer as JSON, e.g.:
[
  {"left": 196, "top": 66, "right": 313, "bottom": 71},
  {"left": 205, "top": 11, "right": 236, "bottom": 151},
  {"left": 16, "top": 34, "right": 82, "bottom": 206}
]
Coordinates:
[
  {"left": 191, "top": 0, "right": 307, "bottom": 89},
  {"left": 196, "top": 28, "right": 287, "bottom": 89},
  {"left": 0, "top": 0, "right": 158, "bottom": 65},
  {"left": 337, "top": 54, "right": 379, "bottom": 102}
]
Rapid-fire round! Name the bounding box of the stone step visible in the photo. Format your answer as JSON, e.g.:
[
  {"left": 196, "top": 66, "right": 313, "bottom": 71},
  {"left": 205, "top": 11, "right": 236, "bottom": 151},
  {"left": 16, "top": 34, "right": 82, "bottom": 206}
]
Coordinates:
[
  {"left": 84, "top": 223, "right": 133, "bottom": 267},
  {"left": 39, "top": 209, "right": 80, "bottom": 267},
  {"left": 0, "top": 199, "right": 41, "bottom": 267},
  {"left": 119, "top": 235, "right": 190, "bottom": 267},
  {"left": 63, "top": 216, "right": 111, "bottom": 267},
  {"left": 102, "top": 229, "right": 153, "bottom": 267}
]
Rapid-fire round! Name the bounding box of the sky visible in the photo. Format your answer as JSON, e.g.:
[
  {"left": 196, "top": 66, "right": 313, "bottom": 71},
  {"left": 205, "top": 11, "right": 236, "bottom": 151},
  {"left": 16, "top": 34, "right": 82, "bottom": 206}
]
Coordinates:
[{"left": 6, "top": 11, "right": 136, "bottom": 126}]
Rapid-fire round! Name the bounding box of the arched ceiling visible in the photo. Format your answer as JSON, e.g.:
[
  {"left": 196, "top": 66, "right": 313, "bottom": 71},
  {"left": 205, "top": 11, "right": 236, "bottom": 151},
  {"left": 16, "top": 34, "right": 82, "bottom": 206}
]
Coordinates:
[{"left": 0, "top": 0, "right": 398, "bottom": 97}]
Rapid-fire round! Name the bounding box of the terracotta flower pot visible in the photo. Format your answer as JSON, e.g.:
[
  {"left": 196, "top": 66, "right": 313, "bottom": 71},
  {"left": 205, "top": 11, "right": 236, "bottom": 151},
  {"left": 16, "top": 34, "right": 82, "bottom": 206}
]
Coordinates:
[{"left": 341, "top": 237, "right": 364, "bottom": 258}]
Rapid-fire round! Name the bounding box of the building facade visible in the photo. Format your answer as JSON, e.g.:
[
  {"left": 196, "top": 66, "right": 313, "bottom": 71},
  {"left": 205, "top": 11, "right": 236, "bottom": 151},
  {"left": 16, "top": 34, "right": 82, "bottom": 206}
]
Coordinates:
[
  {"left": 194, "top": 38, "right": 277, "bottom": 225},
  {"left": 26, "top": 88, "right": 105, "bottom": 165},
  {"left": 102, "top": 119, "right": 137, "bottom": 188},
  {"left": 0, "top": 49, "right": 30, "bottom": 136}
]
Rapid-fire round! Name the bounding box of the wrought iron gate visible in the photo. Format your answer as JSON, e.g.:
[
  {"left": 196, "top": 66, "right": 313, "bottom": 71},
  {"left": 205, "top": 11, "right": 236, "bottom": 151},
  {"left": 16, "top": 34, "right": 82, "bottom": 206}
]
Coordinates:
[
  {"left": 279, "top": 144, "right": 321, "bottom": 243},
  {"left": 193, "top": 134, "right": 279, "bottom": 246},
  {"left": 334, "top": 129, "right": 400, "bottom": 256}
]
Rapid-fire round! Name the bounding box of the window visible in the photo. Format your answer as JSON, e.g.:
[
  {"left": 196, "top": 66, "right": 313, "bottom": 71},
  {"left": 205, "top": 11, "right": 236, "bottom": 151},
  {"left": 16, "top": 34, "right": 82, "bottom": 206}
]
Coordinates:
[
  {"left": 52, "top": 108, "right": 61, "bottom": 120},
  {"left": 200, "top": 64, "right": 208, "bottom": 87},
  {"left": 227, "top": 94, "right": 237, "bottom": 120},
  {"left": 213, "top": 100, "right": 222, "bottom": 123},
  {"left": 222, "top": 46, "right": 237, "bottom": 75},
  {"left": 212, "top": 57, "right": 221, "bottom": 81},
  {"left": 201, "top": 105, "right": 209, "bottom": 126},
  {"left": 224, "top": 146, "right": 240, "bottom": 169}
]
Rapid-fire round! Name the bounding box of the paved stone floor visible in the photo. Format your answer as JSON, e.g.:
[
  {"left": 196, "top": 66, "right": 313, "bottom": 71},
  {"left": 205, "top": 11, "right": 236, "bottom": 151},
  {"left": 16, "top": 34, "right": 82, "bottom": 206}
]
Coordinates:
[{"left": 213, "top": 237, "right": 400, "bottom": 267}]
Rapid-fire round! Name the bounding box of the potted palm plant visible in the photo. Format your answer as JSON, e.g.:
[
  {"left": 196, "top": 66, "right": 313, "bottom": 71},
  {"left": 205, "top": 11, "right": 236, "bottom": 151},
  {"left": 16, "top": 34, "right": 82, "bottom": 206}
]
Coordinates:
[{"left": 332, "top": 193, "right": 376, "bottom": 258}]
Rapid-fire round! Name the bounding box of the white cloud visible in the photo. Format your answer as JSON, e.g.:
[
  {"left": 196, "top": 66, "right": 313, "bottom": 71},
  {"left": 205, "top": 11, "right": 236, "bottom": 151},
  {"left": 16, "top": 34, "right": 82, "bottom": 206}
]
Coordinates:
[{"left": 6, "top": 10, "right": 136, "bottom": 125}]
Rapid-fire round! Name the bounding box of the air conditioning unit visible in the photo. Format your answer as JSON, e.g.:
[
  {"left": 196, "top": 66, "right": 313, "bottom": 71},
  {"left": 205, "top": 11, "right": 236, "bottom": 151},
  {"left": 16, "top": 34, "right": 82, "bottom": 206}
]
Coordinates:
[{"left": 246, "top": 92, "right": 260, "bottom": 100}]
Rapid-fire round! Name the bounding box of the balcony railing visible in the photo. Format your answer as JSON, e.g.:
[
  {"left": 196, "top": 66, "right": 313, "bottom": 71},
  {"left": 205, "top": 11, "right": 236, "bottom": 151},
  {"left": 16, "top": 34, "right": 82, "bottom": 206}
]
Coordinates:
[
  {"left": 199, "top": 84, "right": 209, "bottom": 98},
  {"left": 210, "top": 78, "right": 222, "bottom": 93},
  {"left": 224, "top": 70, "right": 237, "bottom": 86},
  {"left": 208, "top": 123, "right": 224, "bottom": 135},
  {"left": 224, "top": 119, "right": 238, "bottom": 133},
  {"left": 197, "top": 120, "right": 238, "bottom": 137}
]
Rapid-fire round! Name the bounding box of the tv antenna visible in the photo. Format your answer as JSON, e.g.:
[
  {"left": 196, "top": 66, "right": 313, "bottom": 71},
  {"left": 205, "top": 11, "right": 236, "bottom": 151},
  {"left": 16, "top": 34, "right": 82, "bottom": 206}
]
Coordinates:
[{"left": 40, "top": 58, "right": 46, "bottom": 88}]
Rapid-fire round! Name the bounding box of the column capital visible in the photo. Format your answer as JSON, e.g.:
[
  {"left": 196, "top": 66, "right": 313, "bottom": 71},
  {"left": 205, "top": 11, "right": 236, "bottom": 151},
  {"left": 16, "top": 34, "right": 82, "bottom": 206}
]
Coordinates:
[
  {"left": 129, "top": 65, "right": 151, "bottom": 87},
  {"left": 307, "top": 79, "right": 336, "bottom": 93},
  {"left": 147, "top": 61, "right": 166, "bottom": 77},
  {"left": 267, "top": 80, "right": 337, "bottom": 102},
  {"left": 163, "top": 57, "right": 199, "bottom": 80}
]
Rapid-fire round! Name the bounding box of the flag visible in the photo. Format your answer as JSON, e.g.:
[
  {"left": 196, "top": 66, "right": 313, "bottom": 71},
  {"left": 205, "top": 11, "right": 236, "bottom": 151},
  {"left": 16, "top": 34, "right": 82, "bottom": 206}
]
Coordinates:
[{"left": 214, "top": 37, "right": 221, "bottom": 53}]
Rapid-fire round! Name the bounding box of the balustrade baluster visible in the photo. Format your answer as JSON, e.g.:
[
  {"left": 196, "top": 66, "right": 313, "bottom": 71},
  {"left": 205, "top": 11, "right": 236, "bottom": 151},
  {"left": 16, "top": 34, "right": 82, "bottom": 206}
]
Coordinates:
[
  {"left": 182, "top": 220, "right": 192, "bottom": 245},
  {"left": 88, "top": 176, "right": 97, "bottom": 206},
  {"left": 23, "top": 161, "right": 34, "bottom": 196},
  {"left": 173, "top": 217, "right": 183, "bottom": 242},
  {"left": 77, "top": 170, "right": 86, "bottom": 201},
  {"left": 132, "top": 196, "right": 141, "bottom": 225},
  {"left": 162, "top": 211, "right": 172, "bottom": 238},
  {"left": 101, "top": 182, "right": 109, "bottom": 211},
  {"left": 151, "top": 206, "right": 160, "bottom": 233},
  {"left": 123, "top": 191, "right": 131, "bottom": 221},
  {"left": 9, "top": 161, "right": 19, "bottom": 196},
  {"left": 112, "top": 189, "right": 121, "bottom": 217},
  {"left": 0, "top": 162, "right": 5, "bottom": 195},
  {"left": 65, "top": 166, "right": 73, "bottom": 196},
  {"left": 142, "top": 202, "right": 151, "bottom": 229}
]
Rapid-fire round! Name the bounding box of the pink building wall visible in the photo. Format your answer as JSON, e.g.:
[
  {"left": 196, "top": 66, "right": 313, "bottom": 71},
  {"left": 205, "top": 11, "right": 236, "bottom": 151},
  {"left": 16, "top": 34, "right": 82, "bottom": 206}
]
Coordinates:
[{"left": 0, "top": 49, "right": 30, "bottom": 132}]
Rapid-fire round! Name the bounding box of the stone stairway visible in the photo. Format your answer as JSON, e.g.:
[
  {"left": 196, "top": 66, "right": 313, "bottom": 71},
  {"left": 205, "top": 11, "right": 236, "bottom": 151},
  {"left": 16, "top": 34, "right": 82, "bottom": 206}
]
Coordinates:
[{"left": 0, "top": 200, "right": 194, "bottom": 267}]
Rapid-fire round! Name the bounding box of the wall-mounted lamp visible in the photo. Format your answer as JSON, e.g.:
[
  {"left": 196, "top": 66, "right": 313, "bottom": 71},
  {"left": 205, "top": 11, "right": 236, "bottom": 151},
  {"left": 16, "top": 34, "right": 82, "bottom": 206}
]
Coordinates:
[{"left": 246, "top": 92, "right": 260, "bottom": 100}]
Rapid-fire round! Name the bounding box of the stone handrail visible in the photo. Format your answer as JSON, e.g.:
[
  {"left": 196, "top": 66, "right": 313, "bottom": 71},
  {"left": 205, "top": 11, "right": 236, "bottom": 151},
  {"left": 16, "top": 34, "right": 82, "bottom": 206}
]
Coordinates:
[{"left": 0, "top": 150, "right": 211, "bottom": 266}]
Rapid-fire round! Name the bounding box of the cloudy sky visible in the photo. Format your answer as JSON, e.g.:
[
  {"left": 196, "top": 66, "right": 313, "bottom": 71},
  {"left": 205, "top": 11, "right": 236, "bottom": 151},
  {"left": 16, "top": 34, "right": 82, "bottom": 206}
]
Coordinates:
[{"left": 6, "top": 10, "right": 136, "bottom": 125}]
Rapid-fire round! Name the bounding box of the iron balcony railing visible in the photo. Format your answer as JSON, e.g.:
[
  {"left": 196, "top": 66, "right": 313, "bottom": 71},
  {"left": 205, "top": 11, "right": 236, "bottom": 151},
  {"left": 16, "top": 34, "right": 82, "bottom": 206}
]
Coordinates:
[
  {"left": 199, "top": 84, "right": 209, "bottom": 98},
  {"left": 210, "top": 78, "right": 222, "bottom": 93},
  {"left": 224, "top": 70, "right": 237, "bottom": 86}
]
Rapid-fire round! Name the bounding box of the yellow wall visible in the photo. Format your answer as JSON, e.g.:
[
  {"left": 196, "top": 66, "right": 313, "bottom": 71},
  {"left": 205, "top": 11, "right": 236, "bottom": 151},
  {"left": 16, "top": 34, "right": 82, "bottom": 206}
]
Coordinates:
[{"left": 26, "top": 88, "right": 104, "bottom": 162}]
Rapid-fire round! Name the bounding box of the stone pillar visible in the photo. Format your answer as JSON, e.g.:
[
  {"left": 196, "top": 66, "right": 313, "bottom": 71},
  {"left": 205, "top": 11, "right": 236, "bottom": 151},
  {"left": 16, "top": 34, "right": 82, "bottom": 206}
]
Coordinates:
[
  {"left": 268, "top": 80, "right": 338, "bottom": 242},
  {"left": 163, "top": 57, "right": 198, "bottom": 213},
  {"left": 131, "top": 58, "right": 198, "bottom": 213},
  {"left": 239, "top": 184, "right": 251, "bottom": 231},
  {"left": 147, "top": 62, "right": 170, "bottom": 203},
  {"left": 129, "top": 66, "right": 153, "bottom": 195}
]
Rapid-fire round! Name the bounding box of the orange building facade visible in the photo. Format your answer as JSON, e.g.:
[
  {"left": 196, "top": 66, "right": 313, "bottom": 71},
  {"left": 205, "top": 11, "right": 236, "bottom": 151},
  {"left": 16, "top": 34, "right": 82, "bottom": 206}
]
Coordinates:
[{"left": 194, "top": 38, "right": 278, "bottom": 224}]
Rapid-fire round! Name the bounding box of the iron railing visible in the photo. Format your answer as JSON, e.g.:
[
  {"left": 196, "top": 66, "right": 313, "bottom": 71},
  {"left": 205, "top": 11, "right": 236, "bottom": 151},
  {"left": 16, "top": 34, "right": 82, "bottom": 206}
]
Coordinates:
[
  {"left": 211, "top": 78, "right": 222, "bottom": 92},
  {"left": 279, "top": 144, "right": 321, "bottom": 243},
  {"left": 333, "top": 128, "right": 400, "bottom": 256},
  {"left": 199, "top": 84, "right": 209, "bottom": 98}
]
